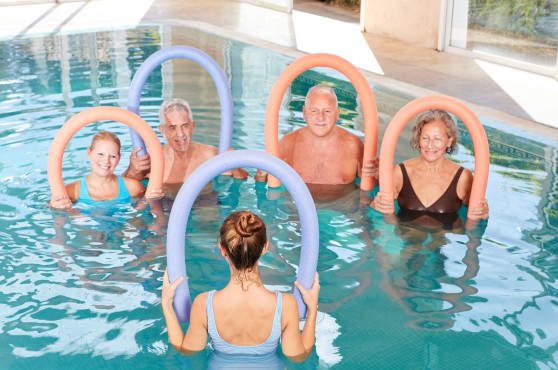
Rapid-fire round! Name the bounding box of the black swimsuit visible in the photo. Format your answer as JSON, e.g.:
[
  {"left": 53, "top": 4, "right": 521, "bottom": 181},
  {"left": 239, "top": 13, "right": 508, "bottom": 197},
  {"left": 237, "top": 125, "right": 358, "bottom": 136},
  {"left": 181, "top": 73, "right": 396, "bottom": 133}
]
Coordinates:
[{"left": 397, "top": 163, "right": 464, "bottom": 213}]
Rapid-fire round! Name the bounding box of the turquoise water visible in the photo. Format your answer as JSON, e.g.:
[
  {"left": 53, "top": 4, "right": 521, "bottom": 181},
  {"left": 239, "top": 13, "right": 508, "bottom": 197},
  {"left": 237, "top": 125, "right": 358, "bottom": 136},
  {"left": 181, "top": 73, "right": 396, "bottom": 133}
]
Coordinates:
[{"left": 0, "top": 25, "right": 557, "bottom": 369}]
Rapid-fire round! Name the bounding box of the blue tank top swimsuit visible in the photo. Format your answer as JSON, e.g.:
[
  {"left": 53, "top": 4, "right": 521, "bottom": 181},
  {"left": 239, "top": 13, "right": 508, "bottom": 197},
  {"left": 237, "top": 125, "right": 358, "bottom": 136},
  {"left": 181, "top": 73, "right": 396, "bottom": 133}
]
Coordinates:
[
  {"left": 77, "top": 176, "right": 131, "bottom": 203},
  {"left": 206, "top": 289, "right": 282, "bottom": 361}
]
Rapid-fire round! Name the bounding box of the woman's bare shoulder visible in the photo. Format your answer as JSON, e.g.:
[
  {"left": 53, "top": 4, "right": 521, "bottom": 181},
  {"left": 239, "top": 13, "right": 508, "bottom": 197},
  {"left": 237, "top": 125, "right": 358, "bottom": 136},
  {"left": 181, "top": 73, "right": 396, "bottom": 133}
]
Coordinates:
[
  {"left": 280, "top": 293, "right": 299, "bottom": 327},
  {"left": 66, "top": 180, "right": 80, "bottom": 202},
  {"left": 281, "top": 292, "right": 297, "bottom": 305},
  {"left": 458, "top": 166, "right": 473, "bottom": 182},
  {"left": 122, "top": 176, "right": 145, "bottom": 197},
  {"left": 194, "top": 291, "right": 210, "bottom": 301},
  {"left": 191, "top": 291, "right": 210, "bottom": 309}
]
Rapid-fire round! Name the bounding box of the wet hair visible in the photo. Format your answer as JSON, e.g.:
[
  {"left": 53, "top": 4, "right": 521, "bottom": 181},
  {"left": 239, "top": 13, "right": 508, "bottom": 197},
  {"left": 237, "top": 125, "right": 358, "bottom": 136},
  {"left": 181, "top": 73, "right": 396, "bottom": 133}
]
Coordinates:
[
  {"left": 219, "top": 210, "right": 267, "bottom": 271},
  {"left": 305, "top": 83, "right": 338, "bottom": 107},
  {"left": 90, "top": 131, "right": 121, "bottom": 154},
  {"left": 159, "top": 98, "right": 194, "bottom": 127},
  {"left": 410, "top": 109, "right": 459, "bottom": 155}
]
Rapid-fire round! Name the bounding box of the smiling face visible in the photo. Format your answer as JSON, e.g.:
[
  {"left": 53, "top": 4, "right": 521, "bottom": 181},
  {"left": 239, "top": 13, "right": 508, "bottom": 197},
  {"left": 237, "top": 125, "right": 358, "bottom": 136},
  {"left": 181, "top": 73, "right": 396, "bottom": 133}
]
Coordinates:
[
  {"left": 418, "top": 119, "right": 454, "bottom": 162},
  {"left": 87, "top": 139, "right": 121, "bottom": 177},
  {"left": 302, "top": 88, "right": 340, "bottom": 138},
  {"left": 160, "top": 109, "right": 194, "bottom": 154}
]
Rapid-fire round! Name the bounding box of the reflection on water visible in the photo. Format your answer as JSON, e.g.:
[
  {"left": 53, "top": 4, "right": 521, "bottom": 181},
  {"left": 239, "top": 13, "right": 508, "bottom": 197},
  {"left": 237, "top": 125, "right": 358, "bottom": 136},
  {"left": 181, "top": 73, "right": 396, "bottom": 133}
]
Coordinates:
[
  {"left": 373, "top": 209, "right": 485, "bottom": 330},
  {"left": 0, "top": 24, "right": 557, "bottom": 369},
  {"left": 5, "top": 204, "right": 164, "bottom": 360}
]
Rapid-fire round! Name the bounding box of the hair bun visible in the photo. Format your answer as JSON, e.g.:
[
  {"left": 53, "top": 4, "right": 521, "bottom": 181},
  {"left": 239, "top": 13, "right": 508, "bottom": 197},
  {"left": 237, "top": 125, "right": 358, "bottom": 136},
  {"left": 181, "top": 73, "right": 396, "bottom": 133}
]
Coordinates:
[{"left": 235, "top": 211, "right": 263, "bottom": 237}]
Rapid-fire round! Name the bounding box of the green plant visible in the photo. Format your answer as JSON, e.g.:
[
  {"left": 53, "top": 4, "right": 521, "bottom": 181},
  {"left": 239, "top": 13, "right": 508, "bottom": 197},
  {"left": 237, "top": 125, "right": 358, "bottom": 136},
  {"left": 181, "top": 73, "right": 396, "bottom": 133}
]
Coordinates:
[
  {"left": 469, "top": 0, "right": 556, "bottom": 37},
  {"left": 331, "top": 0, "right": 361, "bottom": 8}
]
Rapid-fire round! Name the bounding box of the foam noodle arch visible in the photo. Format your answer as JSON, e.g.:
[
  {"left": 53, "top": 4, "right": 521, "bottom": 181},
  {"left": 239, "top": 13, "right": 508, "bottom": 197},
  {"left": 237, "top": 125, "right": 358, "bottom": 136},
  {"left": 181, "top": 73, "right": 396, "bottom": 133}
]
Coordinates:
[
  {"left": 265, "top": 53, "right": 378, "bottom": 190},
  {"left": 48, "top": 106, "right": 164, "bottom": 199},
  {"left": 166, "top": 150, "right": 319, "bottom": 322},
  {"left": 378, "top": 95, "right": 489, "bottom": 220},
  {"left": 127, "top": 45, "right": 233, "bottom": 156}
]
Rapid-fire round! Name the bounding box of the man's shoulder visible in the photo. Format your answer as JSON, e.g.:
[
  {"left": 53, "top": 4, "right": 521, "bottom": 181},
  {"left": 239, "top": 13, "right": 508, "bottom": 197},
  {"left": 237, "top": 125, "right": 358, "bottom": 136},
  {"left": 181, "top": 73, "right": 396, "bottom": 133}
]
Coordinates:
[
  {"left": 336, "top": 127, "right": 363, "bottom": 147},
  {"left": 192, "top": 142, "right": 218, "bottom": 157},
  {"left": 336, "top": 126, "right": 360, "bottom": 138},
  {"left": 281, "top": 128, "right": 304, "bottom": 142},
  {"left": 279, "top": 128, "right": 305, "bottom": 153}
]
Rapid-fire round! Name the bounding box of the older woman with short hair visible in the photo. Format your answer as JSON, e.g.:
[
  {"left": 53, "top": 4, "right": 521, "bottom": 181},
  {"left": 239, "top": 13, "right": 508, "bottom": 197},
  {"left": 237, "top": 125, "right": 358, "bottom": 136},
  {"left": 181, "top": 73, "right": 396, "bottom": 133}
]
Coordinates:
[{"left": 371, "top": 109, "right": 489, "bottom": 219}]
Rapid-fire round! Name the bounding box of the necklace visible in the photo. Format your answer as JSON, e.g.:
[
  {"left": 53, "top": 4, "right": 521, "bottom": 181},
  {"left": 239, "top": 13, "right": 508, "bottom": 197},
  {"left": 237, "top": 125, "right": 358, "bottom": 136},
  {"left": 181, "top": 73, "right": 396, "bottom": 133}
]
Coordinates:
[{"left": 423, "top": 159, "right": 442, "bottom": 173}]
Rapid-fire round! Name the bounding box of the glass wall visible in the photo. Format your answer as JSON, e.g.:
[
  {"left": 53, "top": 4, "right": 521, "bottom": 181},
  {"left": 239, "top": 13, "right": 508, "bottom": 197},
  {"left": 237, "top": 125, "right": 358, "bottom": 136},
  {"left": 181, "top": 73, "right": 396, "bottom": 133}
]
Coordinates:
[{"left": 448, "top": 0, "right": 558, "bottom": 78}]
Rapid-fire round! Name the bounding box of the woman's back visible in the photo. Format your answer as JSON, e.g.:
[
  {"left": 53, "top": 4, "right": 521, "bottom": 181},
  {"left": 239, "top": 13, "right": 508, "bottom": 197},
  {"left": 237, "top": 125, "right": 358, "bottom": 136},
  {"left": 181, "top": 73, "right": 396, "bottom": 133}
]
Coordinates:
[
  {"left": 207, "top": 288, "right": 282, "bottom": 358},
  {"left": 161, "top": 210, "right": 320, "bottom": 364}
]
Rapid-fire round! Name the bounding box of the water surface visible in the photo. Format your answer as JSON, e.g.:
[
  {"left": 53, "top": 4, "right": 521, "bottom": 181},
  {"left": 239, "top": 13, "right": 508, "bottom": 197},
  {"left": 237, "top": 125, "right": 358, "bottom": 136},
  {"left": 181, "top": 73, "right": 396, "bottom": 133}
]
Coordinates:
[{"left": 0, "top": 25, "right": 557, "bottom": 369}]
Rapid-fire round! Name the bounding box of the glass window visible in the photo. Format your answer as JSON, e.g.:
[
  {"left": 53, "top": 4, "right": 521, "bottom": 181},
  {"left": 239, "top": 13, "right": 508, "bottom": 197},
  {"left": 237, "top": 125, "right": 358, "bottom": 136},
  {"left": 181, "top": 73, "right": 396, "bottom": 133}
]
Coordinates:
[{"left": 449, "top": 0, "right": 558, "bottom": 75}]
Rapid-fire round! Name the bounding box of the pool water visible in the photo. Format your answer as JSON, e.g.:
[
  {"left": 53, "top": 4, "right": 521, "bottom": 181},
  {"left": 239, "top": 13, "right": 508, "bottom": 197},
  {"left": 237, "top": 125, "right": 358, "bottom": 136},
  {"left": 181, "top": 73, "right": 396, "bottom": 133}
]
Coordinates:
[{"left": 0, "top": 25, "right": 557, "bottom": 369}]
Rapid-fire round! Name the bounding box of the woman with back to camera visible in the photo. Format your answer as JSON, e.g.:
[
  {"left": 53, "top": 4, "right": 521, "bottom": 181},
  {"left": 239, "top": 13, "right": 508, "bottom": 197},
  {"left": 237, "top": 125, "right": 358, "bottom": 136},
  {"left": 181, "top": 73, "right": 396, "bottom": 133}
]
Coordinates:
[
  {"left": 371, "top": 109, "right": 489, "bottom": 222},
  {"left": 161, "top": 210, "right": 320, "bottom": 365}
]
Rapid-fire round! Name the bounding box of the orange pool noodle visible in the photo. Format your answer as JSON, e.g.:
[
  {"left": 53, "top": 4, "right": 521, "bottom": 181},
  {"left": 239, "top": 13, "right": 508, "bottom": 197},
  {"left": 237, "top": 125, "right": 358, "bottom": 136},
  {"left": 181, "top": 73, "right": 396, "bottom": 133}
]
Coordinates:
[
  {"left": 48, "top": 106, "right": 164, "bottom": 199},
  {"left": 378, "top": 95, "right": 489, "bottom": 220},
  {"left": 265, "top": 53, "right": 378, "bottom": 190}
]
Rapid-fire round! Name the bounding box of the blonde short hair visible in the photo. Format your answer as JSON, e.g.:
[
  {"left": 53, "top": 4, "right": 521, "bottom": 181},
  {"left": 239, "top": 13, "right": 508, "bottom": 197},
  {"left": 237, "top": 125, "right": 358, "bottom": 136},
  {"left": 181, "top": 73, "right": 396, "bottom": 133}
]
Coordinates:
[{"left": 90, "top": 131, "right": 121, "bottom": 153}]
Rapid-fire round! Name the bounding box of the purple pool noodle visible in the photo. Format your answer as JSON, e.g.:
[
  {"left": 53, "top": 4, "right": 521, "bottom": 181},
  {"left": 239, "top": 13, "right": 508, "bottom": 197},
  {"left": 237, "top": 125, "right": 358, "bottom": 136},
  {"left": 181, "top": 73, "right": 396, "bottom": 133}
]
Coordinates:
[
  {"left": 166, "top": 150, "right": 319, "bottom": 322},
  {"left": 127, "top": 45, "right": 233, "bottom": 156}
]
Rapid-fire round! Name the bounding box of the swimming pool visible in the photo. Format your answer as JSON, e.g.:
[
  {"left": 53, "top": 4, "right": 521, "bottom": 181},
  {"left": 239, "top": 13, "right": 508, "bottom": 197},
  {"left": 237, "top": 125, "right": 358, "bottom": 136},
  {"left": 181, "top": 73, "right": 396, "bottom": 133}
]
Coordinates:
[{"left": 0, "top": 24, "right": 557, "bottom": 369}]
